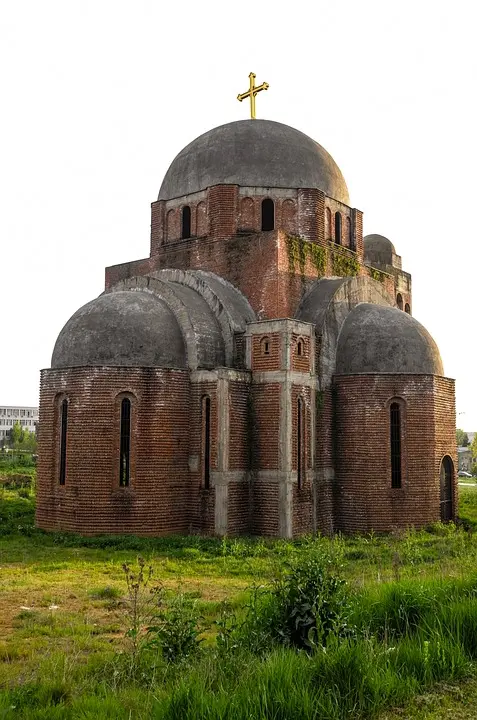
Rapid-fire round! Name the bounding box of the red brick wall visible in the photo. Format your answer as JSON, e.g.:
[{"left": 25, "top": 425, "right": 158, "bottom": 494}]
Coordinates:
[
  {"left": 333, "top": 374, "right": 456, "bottom": 533},
  {"left": 251, "top": 333, "right": 281, "bottom": 371},
  {"left": 250, "top": 384, "right": 280, "bottom": 470},
  {"left": 197, "top": 201, "right": 207, "bottom": 237},
  {"left": 229, "top": 381, "right": 250, "bottom": 471},
  {"left": 208, "top": 186, "right": 238, "bottom": 238},
  {"left": 227, "top": 379, "right": 251, "bottom": 535},
  {"left": 249, "top": 383, "right": 281, "bottom": 536},
  {"left": 188, "top": 382, "right": 218, "bottom": 534},
  {"left": 433, "top": 376, "right": 458, "bottom": 517},
  {"left": 36, "top": 367, "right": 191, "bottom": 535},
  {"left": 239, "top": 197, "right": 255, "bottom": 232},
  {"left": 291, "top": 385, "right": 314, "bottom": 535},
  {"left": 291, "top": 333, "right": 311, "bottom": 373},
  {"left": 298, "top": 189, "right": 325, "bottom": 243},
  {"left": 150, "top": 200, "right": 165, "bottom": 255},
  {"left": 228, "top": 481, "right": 251, "bottom": 535}
]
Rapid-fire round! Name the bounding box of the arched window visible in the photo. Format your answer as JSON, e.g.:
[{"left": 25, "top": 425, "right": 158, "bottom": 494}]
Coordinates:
[
  {"left": 119, "top": 398, "right": 131, "bottom": 487},
  {"left": 202, "top": 396, "right": 211, "bottom": 490},
  {"left": 297, "top": 397, "right": 305, "bottom": 489},
  {"left": 404, "top": 303, "right": 411, "bottom": 315},
  {"left": 396, "top": 294, "right": 403, "bottom": 311},
  {"left": 181, "top": 206, "right": 191, "bottom": 239},
  {"left": 261, "top": 198, "right": 275, "bottom": 231},
  {"left": 440, "top": 455, "right": 454, "bottom": 521},
  {"left": 325, "top": 208, "right": 332, "bottom": 239},
  {"left": 390, "top": 402, "right": 402, "bottom": 488},
  {"left": 334, "top": 212, "right": 342, "bottom": 244},
  {"left": 297, "top": 338, "right": 304, "bottom": 357},
  {"left": 260, "top": 336, "right": 271, "bottom": 355},
  {"left": 59, "top": 399, "right": 68, "bottom": 485}
]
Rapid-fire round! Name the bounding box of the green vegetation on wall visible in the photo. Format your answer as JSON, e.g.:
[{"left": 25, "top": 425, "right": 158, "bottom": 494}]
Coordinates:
[
  {"left": 331, "top": 249, "right": 360, "bottom": 277},
  {"left": 369, "top": 267, "right": 387, "bottom": 284},
  {"left": 286, "top": 235, "right": 327, "bottom": 278}
]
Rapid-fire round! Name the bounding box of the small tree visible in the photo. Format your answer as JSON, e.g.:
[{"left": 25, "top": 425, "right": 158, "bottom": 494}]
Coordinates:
[
  {"left": 456, "top": 429, "right": 469, "bottom": 447},
  {"left": 472, "top": 435, "right": 477, "bottom": 464}
]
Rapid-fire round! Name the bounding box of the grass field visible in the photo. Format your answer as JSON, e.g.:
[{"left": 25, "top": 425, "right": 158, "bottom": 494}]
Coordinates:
[{"left": 2, "top": 475, "right": 477, "bottom": 718}]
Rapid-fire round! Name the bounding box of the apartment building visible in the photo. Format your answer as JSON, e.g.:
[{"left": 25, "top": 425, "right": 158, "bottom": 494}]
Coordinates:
[{"left": 0, "top": 406, "right": 38, "bottom": 439}]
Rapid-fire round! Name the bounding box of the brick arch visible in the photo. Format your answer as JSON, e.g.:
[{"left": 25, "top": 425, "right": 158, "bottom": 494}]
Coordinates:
[
  {"left": 239, "top": 197, "right": 255, "bottom": 232},
  {"left": 166, "top": 208, "right": 179, "bottom": 242},
  {"left": 196, "top": 201, "right": 207, "bottom": 236},
  {"left": 281, "top": 199, "right": 297, "bottom": 234},
  {"left": 297, "top": 275, "right": 393, "bottom": 388},
  {"left": 150, "top": 268, "right": 256, "bottom": 365}
]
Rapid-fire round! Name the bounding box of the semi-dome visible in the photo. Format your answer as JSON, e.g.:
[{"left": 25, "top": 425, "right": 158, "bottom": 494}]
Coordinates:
[
  {"left": 363, "top": 234, "right": 396, "bottom": 267},
  {"left": 52, "top": 290, "right": 187, "bottom": 369},
  {"left": 159, "top": 119, "right": 350, "bottom": 205},
  {"left": 335, "top": 303, "right": 443, "bottom": 375}
]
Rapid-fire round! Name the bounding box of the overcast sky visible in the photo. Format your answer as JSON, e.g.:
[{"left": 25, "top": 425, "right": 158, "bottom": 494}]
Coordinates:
[{"left": 1, "top": 0, "right": 476, "bottom": 428}]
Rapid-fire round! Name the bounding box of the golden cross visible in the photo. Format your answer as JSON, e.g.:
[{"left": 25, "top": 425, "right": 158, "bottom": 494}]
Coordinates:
[{"left": 237, "top": 72, "right": 269, "bottom": 119}]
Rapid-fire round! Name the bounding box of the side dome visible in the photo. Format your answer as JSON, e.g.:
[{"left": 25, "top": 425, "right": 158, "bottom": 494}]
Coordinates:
[
  {"left": 159, "top": 119, "right": 350, "bottom": 205},
  {"left": 336, "top": 303, "right": 443, "bottom": 375},
  {"left": 51, "top": 290, "right": 186, "bottom": 369},
  {"left": 363, "top": 234, "right": 396, "bottom": 267}
]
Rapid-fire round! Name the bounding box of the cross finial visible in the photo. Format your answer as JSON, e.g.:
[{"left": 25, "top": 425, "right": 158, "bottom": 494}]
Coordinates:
[{"left": 237, "top": 72, "right": 269, "bottom": 119}]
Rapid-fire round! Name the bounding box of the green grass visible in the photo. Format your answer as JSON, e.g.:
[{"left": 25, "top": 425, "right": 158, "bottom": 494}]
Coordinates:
[{"left": 2, "top": 484, "right": 477, "bottom": 718}]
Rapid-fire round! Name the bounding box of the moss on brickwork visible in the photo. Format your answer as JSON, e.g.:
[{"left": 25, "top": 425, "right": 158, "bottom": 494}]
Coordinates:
[
  {"left": 286, "top": 235, "right": 327, "bottom": 278},
  {"left": 331, "top": 249, "right": 359, "bottom": 277},
  {"left": 369, "top": 267, "right": 387, "bottom": 284}
]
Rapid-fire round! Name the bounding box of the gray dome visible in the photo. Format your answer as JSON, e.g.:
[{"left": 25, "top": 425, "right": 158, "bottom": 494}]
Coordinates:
[
  {"left": 336, "top": 303, "right": 443, "bottom": 375},
  {"left": 52, "top": 290, "right": 186, "bottom": 369},
  {"left": 363, "top": 234, "right": 395, "bottom": 267},
  {"left": 159, "top": 120, "right": 350, "bottom": 205}
]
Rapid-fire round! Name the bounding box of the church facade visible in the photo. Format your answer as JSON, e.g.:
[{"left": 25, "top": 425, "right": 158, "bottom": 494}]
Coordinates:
[{"left": 36, "top": 119, "right": 457, "bottom": 538}]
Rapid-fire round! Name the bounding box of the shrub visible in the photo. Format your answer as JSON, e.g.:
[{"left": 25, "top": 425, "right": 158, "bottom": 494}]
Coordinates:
[
  {"left": 147, "top": 590, "right": 203, "bottom": 663},
  {"left": 236, "top": 554, "right": 352, "bottom": 653}
]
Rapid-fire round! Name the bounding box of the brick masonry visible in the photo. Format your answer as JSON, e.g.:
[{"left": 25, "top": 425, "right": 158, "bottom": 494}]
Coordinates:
[{"left": 37, "top": 165, "right": 457, "bottom": 538}]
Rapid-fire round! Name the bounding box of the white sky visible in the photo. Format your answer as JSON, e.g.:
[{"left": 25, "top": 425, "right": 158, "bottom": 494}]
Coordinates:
[{"left": 1, "top": 0, "right": 476, "bottom": 427}]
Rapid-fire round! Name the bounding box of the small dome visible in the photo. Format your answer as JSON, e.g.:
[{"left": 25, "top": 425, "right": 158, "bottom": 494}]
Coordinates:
[
  {"left": 159, "top": 119, "right": 350, "bottom": 205},
  {"left": 52, "top": 290, "right": 186, "bottom": 369},
  {"left": 363, "top": 234, "right": 396, "bottom": 267},
  {"left": 336, "top": 303, "right": 443, "bottom": 375}
]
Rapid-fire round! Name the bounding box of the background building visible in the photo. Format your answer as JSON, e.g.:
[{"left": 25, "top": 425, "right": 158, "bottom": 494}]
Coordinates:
[{"left": 0, "top": 406, "right": 38, "bottom": 440}]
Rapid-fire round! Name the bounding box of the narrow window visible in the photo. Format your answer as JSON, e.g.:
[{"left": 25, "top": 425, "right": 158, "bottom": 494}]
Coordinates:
[
  {"left": 404, "top": 303, "right": 411, "bottom": 314},
  {"left": 181, "top": 206, "right": 191, "bottom": 239},
  {"left": 261, "top": 337, "right": 270, "bottom": 355},
  {"left": 297, "top": 398, "right": 305, "bottom": 489},
  {"left": 261, "top": 198, "right": 275, "bottom": 231},
  {"left": 390, "top": 402, "right": 402, "bottom": 488},
  {"left": 297, "top": 338, "right": 304, "bottom": 356},
  {"left": 203, "top": 396, "right": 211, "bottom": 489},
  {"left": 396, "top": 293, "right": 403, "bottom": 311},
  {"left": 59, "top": 399, "right": 68, "bottom": 485},
  {"left": 119, "top": 398, "right": 131, "bottom": 487},
  {"left": 334, "top": 212, "right": 342, "bottom": 244}
]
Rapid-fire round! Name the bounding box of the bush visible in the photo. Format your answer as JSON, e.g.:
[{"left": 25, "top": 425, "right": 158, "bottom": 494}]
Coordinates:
[
  {"left": 147, "top": 591, "right": 203, "bottom": 663},
  {"left": 235, "top": 554, "right": 351, "bottom": 653}
]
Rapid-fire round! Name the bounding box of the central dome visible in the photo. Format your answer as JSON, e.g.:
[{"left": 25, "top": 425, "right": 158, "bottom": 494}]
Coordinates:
[{"left": 158, "top": 120, "right": 350, "bottom": 205}]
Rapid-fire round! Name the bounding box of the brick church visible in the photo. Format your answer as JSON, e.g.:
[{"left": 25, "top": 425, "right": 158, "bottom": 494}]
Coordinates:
[{"left": 36, "top": 110, "right": 457, "bottom": 537}]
